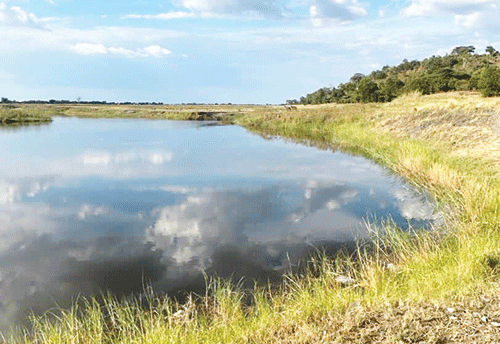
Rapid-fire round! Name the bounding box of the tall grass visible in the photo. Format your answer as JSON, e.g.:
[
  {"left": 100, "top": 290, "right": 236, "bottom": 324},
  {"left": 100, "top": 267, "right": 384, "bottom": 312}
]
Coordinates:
[
  {"left": 10, "top": 92, "right": 500, "bottom": 342},
  {"left": 0, "top": 105, "right": 55, "bottom": 125}
]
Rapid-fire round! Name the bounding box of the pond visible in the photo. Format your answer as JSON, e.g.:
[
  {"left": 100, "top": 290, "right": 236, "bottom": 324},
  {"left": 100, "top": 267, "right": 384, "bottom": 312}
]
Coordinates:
[{"left": 0, "top": 117, "right": 438, "bottom": 330}]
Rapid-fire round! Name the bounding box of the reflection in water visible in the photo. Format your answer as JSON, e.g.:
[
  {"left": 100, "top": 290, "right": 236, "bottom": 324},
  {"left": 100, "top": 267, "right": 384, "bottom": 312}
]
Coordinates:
[
  {"left": 0, "top": 118, "right": 439, "bottom": 332},
  {"left": 0, "top": 122, "right": 51, "bottom": 132}
]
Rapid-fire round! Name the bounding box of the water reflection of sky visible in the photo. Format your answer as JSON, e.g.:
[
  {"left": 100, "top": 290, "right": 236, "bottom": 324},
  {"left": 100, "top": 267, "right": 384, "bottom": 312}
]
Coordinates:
[{"left": 0, "top": 118, "right": 439, "bottom": 331}]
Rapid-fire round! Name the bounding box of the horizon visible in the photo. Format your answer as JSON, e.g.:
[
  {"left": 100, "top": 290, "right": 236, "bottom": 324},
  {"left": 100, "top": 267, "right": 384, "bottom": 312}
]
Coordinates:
[{"left": 1, "top": 0, "right": 499, "bottom": 104}]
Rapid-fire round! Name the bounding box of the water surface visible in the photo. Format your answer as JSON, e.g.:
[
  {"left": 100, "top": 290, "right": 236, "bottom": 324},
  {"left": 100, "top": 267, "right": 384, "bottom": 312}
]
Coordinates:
[{"left": 0, "top": 118, "right": 438, "bottom": 330}]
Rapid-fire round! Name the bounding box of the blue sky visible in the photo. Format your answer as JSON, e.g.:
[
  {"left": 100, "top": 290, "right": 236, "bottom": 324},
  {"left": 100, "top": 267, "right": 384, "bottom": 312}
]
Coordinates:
[{"left": 1, "top": 0, "right": 499, "bottom": 104}]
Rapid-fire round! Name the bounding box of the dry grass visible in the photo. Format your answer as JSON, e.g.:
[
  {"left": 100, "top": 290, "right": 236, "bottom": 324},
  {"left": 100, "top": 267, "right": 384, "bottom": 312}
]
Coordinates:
[{"left": 376, "top": 92, "right": 500, "bottom": 164}]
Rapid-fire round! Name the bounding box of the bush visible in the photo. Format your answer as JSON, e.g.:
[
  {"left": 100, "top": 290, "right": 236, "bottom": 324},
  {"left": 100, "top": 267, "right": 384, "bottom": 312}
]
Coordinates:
[
  {"left": 354, "top": 78, "right": 379, "bottom": 103},
  {"left": 478, "top": 65, "right": 500, "bottom": 97},
  {"left": 379, "top": 77, "right": 405, "bottom": 102}
]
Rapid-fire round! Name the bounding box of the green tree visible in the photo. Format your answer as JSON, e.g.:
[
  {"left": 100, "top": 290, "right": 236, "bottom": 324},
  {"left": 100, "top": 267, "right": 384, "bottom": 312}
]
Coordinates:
[
  {"left": 427, "top": 67, "right": 458, "bottom": 92},
  {"left": 379, "top": 77, "right": 405, "bottom": 102},
  {"left": 350, "top": 73, "right": 365, "bottom": 83},
  {"left": 1, "top": 97, "right": 8, "bottom": 103},
  {"left": 486, "top": 46, "right": 499, "bottom": 56},
  {"left": 478, "top": 65, "right": 500, "bottom": 97},
  {"left": 370, "top": 70, "right": 387, "bottom": 80},
  {"left": 451, "top": 45, "right": 475, "bottom": 55},
  {"left": 406, "top": 75, "right": 433, "bottom": 95},
  {"left": 354, "top": 78, "right": 379, "bottom": 103},
  {"left": 338, "top": 82, "right": 357, "bottom": 103}
]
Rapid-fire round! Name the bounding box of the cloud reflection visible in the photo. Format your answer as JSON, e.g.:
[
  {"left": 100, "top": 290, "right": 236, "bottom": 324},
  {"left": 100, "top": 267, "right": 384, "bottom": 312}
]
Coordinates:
[
  {"left": 0, "top": 120, "right": 440, "bottom": 333},
  {"left": 81, "top": 150, "right": 173, "bottom": 166},
  {"left": 0, "top": 176, "right": 439, "bottom": 333}
]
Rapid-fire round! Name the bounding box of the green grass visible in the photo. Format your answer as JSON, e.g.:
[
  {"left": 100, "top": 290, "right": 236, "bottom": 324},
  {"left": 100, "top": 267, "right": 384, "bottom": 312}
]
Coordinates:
[{"left": 10, "top": 92, "right": 500, "bottom": 342}]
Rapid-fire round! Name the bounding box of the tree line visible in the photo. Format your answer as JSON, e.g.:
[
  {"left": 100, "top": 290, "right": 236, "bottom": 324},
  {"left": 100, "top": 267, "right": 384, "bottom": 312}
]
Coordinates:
[
  {"left": 288, "top": 46, "right": 500, "bottom": 105},
  {"left": 0, "top": 98, "right": 169, "bottom": 106}
]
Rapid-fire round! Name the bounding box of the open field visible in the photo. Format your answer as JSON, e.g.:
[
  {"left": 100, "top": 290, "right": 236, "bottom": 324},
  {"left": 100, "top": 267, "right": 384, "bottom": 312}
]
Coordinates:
[{"left": 8, "top": 92, "right": 500, "bottom": 343}]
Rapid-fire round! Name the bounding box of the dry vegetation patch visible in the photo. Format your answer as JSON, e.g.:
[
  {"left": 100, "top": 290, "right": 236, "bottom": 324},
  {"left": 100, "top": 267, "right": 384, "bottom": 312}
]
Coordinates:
[{"left": 375, "top": 92, "right": 500, "bottom": 164}]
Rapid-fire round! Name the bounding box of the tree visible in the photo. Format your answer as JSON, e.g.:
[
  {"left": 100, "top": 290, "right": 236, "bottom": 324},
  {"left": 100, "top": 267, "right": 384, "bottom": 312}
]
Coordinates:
[
  {"left": 338, "top": 82, "right": 357, "bottom": 103},
  {"left": 486, "top": 46, "right": 499, "bottom": 56},
  {"left": 1, "top": 97, "right": 8, "bottom": 103},
  {"left": 370, "top": 70, "right": 387, "bottom": 80},
  {"left": 350, "top": 73, "right": 365, "bottom": 83},
  {"left": 406, "top": 75, "right": 433, "bottom": 95},
  {"left": 451, "top": 45, "right": 475, "bottom": 55},
  {"left": 395, "top": 59, "right": 420, "bottom": 73},
  {"left": 427, "top": 67, "right": 457, "bottom": 92},
  {"left": 354, "top": 78, "right": 379, "bottom": 103},
  {"left": 379, "top": 77, "right": 405, "bottom": 102},
  {"left": 478, "top": 65, "right": 500, "bottom": 97}
]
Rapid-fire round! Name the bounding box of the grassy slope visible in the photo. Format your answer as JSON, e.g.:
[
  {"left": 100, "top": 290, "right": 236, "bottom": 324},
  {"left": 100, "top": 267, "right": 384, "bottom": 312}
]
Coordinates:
[{"left": 12, "top": 92, "right": 500, "bottom": 343}]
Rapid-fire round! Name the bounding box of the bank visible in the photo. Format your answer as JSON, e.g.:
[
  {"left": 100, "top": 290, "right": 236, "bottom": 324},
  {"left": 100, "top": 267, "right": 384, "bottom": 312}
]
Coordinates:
[{"left": 11, "top": 92, "right": 500, "bottom": 343}]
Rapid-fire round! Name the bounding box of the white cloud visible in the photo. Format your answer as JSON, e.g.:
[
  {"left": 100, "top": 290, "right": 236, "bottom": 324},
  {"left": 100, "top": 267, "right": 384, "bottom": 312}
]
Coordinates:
[
  {"left": 402, "top": 0, "right": 500, "bottom": 29},
  {"left": 122, "top": 11, "right": 197, "bottom": 20},
  {"left": 159, "top": 185, "right": 200, "bottom": 194},
  {"left": 77, "top": 204, "right": 107, "bottom": 220},
  {"left": 0, "top": 2, "right": 46, "bottom": 29},
  {"left": 173, "top": 0, "right": 285, "bottom": 18},
  {"left": 125, "top": 0, "right": 369, "bottom": 21},
  {"left": 0, "top": 180, "right": 51, "bottom": 205},
  {"left": 70, "top": 43, "right": 173, "bottom": 58},
  {"left": 403, "top": 0, "right": 492, "bottom": 16},
  {"left": 148, "top": 151, "right": 173, "bottom": 163},
  {"left": 142, "top": 45, "right": 172, "bottom": 57},
  {"left": 71, "top": 43, "right": 108, "bottom": 55},
  {"left": 80, "top": 150, "right": 173, "bottom": 165},
  {"left": 309, "top": 0, "right": 368, "bottom": 27},
  {"left": 454, "top": 11, "right": 481, "bottom": 28},
  {"left": 107, "top": 46, "right": 146, "bottom": 58},
  {"left": 0, "top": 182, "right": 18, "bottom": 205},
  {"left": 393, "top": 188, "right": 439, "bottom": 221}
]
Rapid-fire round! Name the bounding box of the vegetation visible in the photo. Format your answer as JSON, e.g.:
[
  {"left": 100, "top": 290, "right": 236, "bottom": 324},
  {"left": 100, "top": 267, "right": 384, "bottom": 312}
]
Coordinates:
[
  {"left": 478, "top": 65, "right": 500, "bottom": 97},
  {"left": 0, "top": 105, "right": 54, "bottom": 126},
  {"left": 6, "top": 91, "right": 500, "bottom": 342},
  {"left": 0, "top": 103, "right": 246, "bottom": 123},
  {"left": 291, "top": 45, "right": 500, "bottom": 105}
]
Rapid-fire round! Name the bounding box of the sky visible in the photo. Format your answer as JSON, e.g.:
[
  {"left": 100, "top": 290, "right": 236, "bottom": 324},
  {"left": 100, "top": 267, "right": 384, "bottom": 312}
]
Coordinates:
[{"left": 1, "top": 0, "right": 500, "bottom": 104}]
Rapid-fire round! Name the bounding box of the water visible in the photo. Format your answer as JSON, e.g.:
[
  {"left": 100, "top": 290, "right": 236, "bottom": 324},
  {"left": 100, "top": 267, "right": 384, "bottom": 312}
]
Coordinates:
[{"left": 0, "top": 117, "right": 438, "bottom": 330}]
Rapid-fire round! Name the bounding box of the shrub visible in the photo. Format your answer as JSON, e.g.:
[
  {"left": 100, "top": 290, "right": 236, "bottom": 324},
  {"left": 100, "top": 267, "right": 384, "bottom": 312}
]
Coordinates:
[{"left": 478, "top": 65, "right": 500, "bottom": 97}]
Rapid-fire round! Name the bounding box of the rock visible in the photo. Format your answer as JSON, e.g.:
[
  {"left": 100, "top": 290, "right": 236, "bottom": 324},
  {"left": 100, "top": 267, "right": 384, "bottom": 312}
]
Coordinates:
[
  {"left": 386, "top": 263, "right": 397, "bottom": 272},
  {"left": 335, "top": 275, "right": 356, "bottom": 286}
]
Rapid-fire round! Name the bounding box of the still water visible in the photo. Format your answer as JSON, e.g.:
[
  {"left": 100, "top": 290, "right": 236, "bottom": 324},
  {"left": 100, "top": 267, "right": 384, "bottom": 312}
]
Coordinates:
[{"left": 0, "top": 118, "right": 437, "bottom": 329}]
